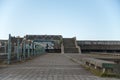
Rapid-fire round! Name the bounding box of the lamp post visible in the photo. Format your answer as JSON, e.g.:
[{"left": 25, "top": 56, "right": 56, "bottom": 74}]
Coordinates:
[{"left": 8, "top": 34, "right": 11, "bottom": 64}]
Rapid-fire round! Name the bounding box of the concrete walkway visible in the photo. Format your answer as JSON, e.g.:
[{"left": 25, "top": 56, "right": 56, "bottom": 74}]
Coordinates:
[{"left": 0, "top": 53, "right": 119, "bottom": 80}]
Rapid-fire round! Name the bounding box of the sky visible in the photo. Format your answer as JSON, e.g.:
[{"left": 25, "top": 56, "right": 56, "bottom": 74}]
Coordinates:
[{"left": 0, "top": 0, "right": 120, "bottom": 40}]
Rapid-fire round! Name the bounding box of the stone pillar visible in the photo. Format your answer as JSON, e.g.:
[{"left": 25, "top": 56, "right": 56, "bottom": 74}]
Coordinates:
[
  {"left": 17, "top": 37, "right": 20, "bottom": 61},
  {"left": 95, "top": 66, "right": 97, "bottom": 69},
  {"left": 89, "top": 63, "right": 91, "bottom": 67},
  {"left": 23, "top": 38, "right": 26, "bottom": 59},
  {"left": 28, "top": 43, "right": 30, "bottom": 58},
  {"left": 26, "top": 39, "right": 31, "bottom": 58},
  {"left": 61, "top": 43, "right": 64, "bottom": 54},
  {"left": 4, "top": 42, "right": 7, "bottom": 54},
  {"left": 102, "top": 68, "right": 106, "bottom": 73},
  {"left": 8, "top": 34, "right": 11, "bottom": 64},
  {"left": 31, "top": 41, "right": 34, "bottom": 56}
]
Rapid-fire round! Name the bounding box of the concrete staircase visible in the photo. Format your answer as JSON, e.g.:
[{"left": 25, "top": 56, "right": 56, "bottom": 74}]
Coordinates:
[{"left": 62, "top": 38, "right": 81, "bottom": 53}]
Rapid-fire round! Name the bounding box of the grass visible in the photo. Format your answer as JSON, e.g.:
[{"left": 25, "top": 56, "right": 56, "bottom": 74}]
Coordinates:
[{"left": 82, "top": 64, "right": 120, "bottom": 78}]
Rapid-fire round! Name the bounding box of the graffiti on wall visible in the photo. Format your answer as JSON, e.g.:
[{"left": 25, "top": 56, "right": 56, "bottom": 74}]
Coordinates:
[{"left": 34, "top": 41, "right": 54, "bottom": 49}]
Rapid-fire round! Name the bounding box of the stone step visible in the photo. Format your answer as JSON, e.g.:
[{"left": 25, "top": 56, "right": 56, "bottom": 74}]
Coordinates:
[
  {"left": 63, "top": 38, "right": 79, "bottom": 53},
  {"left": 64, "top": 48, "right": 79, "bottom": 53}
]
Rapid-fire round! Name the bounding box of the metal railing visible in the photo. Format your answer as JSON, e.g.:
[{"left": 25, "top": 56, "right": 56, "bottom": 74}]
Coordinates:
[{"left": 0, "top": 34, "right": 45, "bottom": 64}]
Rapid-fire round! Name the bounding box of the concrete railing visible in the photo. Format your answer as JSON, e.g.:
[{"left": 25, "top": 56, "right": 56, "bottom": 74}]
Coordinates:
[
  {"left": 66, "top": 54, "right": 117, "bottom": 73},
  {"left": 74, "top": 37, "right": 81, "bottom": 53}
]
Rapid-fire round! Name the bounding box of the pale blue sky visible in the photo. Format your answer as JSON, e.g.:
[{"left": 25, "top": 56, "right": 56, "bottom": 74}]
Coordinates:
[{"left": 0, "top": 0, "right": 120, "bottom": 40}]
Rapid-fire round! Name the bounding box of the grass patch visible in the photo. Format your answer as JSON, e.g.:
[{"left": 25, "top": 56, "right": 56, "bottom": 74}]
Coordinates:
[
  {"left": 82, "top": 64, "right": 120, "bottom": 78},
  {"left": 101, "top": 73, "right": 120, "bottom": 78}
]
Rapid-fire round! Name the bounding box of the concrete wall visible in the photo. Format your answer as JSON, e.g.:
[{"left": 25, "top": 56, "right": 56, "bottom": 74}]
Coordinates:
[{"left": 77, "top": 40, "right": 120, "bottom": 53}]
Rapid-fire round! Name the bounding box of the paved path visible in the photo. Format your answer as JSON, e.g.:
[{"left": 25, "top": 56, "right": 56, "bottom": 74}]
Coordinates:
[{"left": 0, "top": 53, "right": 119, "bottom": 80}]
